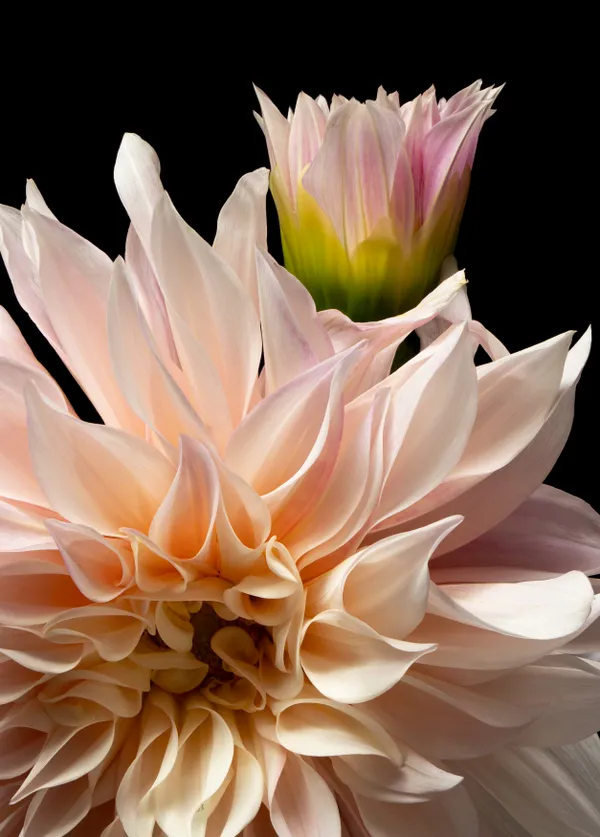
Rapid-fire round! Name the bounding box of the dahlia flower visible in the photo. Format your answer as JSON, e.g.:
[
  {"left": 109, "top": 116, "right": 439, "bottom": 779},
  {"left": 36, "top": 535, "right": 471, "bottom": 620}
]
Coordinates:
[
  {"left": 256, "top": 81, "right": 501, "bottom": 319},
  {"left": 0, "top": 133, "right": 599, "bottom": 837}
]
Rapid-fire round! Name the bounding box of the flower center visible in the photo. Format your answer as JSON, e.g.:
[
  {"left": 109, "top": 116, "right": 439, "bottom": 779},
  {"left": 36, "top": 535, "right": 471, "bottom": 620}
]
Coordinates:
[{"left": 139, "top": 601, "right": 271, "bottom": 711}]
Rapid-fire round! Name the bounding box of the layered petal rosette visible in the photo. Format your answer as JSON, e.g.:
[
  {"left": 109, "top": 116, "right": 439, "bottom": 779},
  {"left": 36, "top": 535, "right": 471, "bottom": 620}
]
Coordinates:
[
  {"left": 257, "top": 81, "right": 501, "bottom": 319},
  {"left": 0, "top": 134, "right": 599, "bottom": 837}
]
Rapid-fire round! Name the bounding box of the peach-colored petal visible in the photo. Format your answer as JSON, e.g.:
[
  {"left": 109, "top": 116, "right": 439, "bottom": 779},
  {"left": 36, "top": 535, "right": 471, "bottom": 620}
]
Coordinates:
[
  {"left": 26, "top": 388, "right": 175, "bottom": 535},
  {"left": 148, "top": 436, "right": 219, "bottom": 563},
  {"left": 46, "top": 521, "right": 134, "bottom": 602}
]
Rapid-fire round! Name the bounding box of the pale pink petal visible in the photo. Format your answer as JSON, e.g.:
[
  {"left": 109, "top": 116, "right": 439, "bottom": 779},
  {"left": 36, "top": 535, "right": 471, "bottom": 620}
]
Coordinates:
[
  {"left": 289, "top": 391, "right": 389, "bottom": 577},
  {"left": 107, "top": 257, "right": 210, "bottom": 450},
  {"left": 213, "top": 168, "right": 269, "bottom": 312},
  {"left": 456, "top": 736, "right": 600, "bottom": 837},
  {"left": 469, "top": 655, "right": 600, "bottom": 747},
  {"left": 303, "top": 101, "right": 405, "bottom": 252},
  {"left": 0, "top": 356, "right": 68, "bottom": 506},
  {"left": 253, "top": 87, "right": 293, "bottom": 201},
  {"left": 333, "top": 744, "right": 462, "bottom": 803},
  {"left": 125, "top": 226, "right": 178, "bottom": 368},
  {"left": 410, "top": 572, "right": 594, "bottom": 670},
  {"left": 369, "top": 672, "right": 536, "bottom": 760},
  {"left": 0, "top": 206, "right": 65, "bottom": 362},
  {"left": 151, "top": 193, "right": 261, "bottom": 430},
  {"left": 22, "top": 208, "right": 143, "bottom": 433},
  {"left": 225, "top": 349, "right": 359, "bottom": 534},
  {"left": 437, "top": 484, "right": 600, "bottom": 576},
  {"left": 26, "top": 387, "right": 175, "bottom": 535},
  {"left": 356, "top": 784, "right": 479, "bottom": 837},
  {"left": 114, "top": 133, "right": 163, "bottom": 256},
  {"left": 288, "top": 93, "right": 328, "bottom": 203},
  {"left": 385, "top": 327, "right": 591, "bottom": 553},
  {"left": 374, "top": 324, "right": 478, "bottom": 526},
  {"left": 256, "top": 249, "right": 334, "bottom": 394},
  {"left": 267, "top": 751, "right": 342, "bottom": 837}
]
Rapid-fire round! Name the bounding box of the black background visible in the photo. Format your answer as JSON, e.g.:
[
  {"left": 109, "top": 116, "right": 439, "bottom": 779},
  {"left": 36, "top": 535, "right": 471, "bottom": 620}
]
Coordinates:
[{"left": 1, "top": 29, "right": 597, "bottom": 512}]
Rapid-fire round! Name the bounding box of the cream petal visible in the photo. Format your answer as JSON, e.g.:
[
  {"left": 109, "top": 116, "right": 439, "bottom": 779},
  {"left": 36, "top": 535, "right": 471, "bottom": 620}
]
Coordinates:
[
  {"left": 26, "top": 387, "right": 175, "bottom": 535},
  {"left": 22, "top": 207, "right": 142, "bottom": 433},
  {"left": 108, "top": 258, "right": 209, "bottom": 448},
  {"left": 301, "top": 609, "right": 435, "bottom": 702},
  {"left": 456, "top": 736, "right": 600, "bottom": 837},
  {"left": 150, "top": 192, "right": 261, "bottom": 430},
  {"left": 275, "top": 694, "right": 402, "bottom": 762},
  {"left": 148, "top": 436, "right": 219, "bottom": 562},
  {"left": 203, "top": 748, "right": 263, "bottom": 837},
  {"left": 46, "top": 520, "right": 134, "bottom": 602},
  {"left": 153, "top": 700, "right": 234, "bottom": 837},
  {"left": 429, "top": 570, "right": 594, "bottom": 641},
  {"left": 213, "top": 168, "right": 269, "bottom": 312},
  {"left": 116, "top": 690, "right": 179, "bottom": 837}
]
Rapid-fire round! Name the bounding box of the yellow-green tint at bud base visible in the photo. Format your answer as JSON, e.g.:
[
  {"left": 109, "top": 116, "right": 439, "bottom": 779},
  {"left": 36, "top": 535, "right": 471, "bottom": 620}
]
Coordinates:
[
  {"left": 272, "top": 169, "right": 470, "bottom": 322},
  {"left": 256, "top": 81, "right": 501, "bottom": 321}
]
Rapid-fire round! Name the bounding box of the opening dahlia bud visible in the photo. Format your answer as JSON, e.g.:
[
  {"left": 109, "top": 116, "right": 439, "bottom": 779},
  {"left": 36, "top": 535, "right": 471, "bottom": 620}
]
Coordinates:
[{"left": 256, "top": 81, "right": 501, "bottom": 320}]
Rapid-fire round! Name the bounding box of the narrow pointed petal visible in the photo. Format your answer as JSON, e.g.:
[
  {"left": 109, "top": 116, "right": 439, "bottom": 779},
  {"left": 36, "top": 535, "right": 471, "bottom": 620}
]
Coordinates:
[
  {"left": 213, "top": 168, "right": 269, "bottom": 311},
  {"left": 457, "top": 736, "right": 600, "bottom": 837},
  {"left": 151, "top": 193, "right": 261, "bottom": 430},
  {"left": 108, "top": 257, "right": 209, "bottom": 448},
  {"left": 22, "top": 208, "right": 143, "bottom": 432}
]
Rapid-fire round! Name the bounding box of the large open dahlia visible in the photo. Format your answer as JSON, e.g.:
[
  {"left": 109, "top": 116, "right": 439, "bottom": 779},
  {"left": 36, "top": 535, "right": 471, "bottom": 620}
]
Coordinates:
[{"left": 0, "top": 134, "right": 599, "bottom": 836}]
